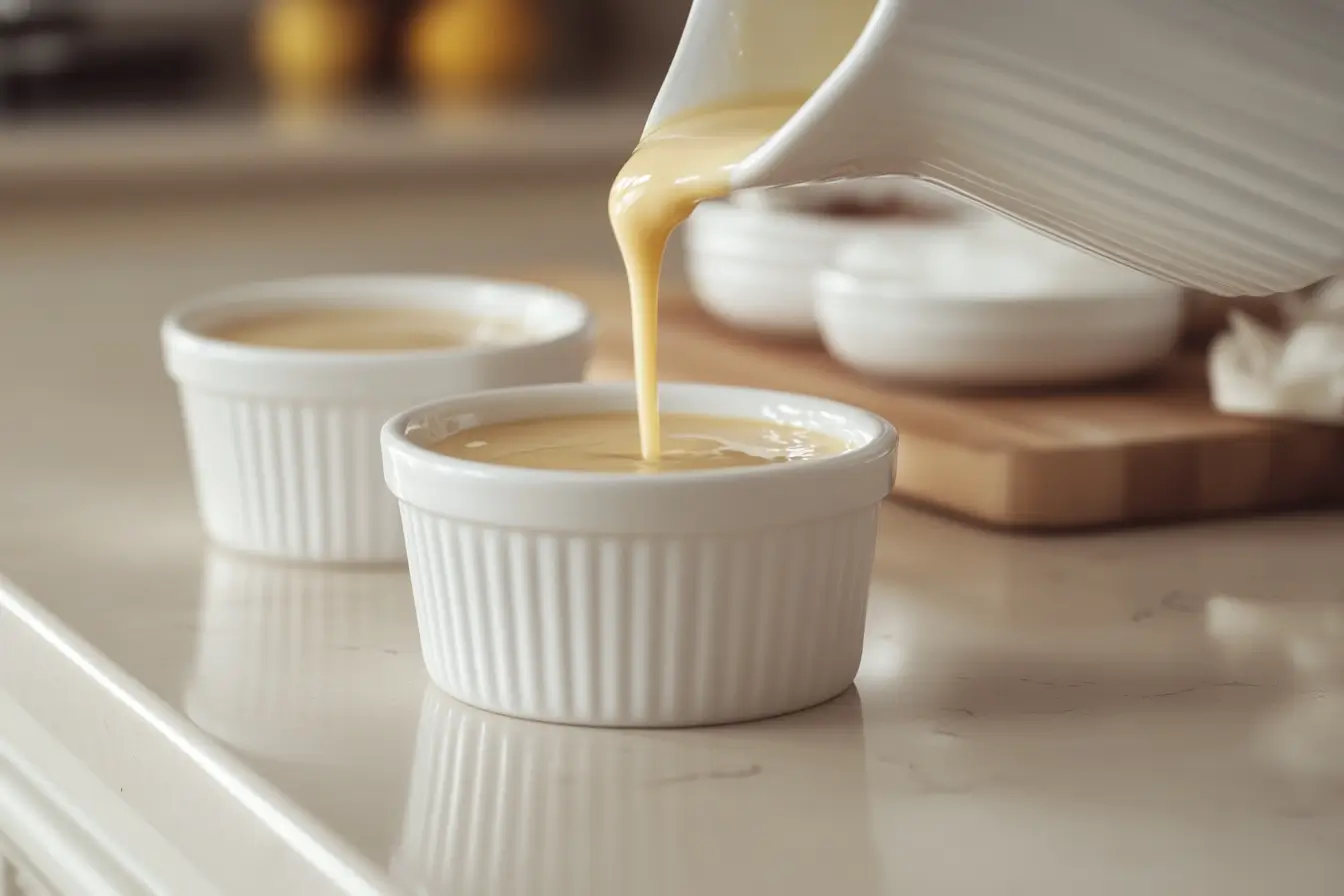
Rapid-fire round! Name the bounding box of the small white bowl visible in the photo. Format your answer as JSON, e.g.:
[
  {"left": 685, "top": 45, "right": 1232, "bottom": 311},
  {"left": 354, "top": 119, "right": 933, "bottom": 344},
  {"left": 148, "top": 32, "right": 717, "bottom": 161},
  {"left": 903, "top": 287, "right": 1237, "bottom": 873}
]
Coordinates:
[
  {"left": 816, "top": 222, "right": 1185, "bottom": 387},
  {"left": 683, "top": 178, "right": 974, "bottom": 337},
  {"left": 381, "top": 382, "right": 897, "bottom": 728},
  {"left": 162, "top": 276, "right": 594, "bottom": 564}
]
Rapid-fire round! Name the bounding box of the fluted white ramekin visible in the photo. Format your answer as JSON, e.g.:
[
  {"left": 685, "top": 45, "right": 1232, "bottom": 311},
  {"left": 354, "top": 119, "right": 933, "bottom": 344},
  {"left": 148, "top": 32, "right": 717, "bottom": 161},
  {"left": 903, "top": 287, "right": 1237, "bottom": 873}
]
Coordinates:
[
  {"left": 381, "top": 382, "right": 897, "bottom": 728},
  {"left": 162, "top": 276, "right": 594, "bottom": 563}
]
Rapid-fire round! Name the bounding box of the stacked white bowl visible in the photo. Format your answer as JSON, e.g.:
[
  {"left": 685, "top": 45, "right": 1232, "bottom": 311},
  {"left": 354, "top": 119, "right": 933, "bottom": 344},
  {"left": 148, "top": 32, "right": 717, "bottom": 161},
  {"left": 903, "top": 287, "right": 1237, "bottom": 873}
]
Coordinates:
[
  {"left": 816, "top": 215, "right": 1186, "bottom": 387},
  {"left": 684, "top": 177, "right": 1185, "bottom": 387},
  {"left": 683, "top": 177, "right": 970, "bottom": 337}
]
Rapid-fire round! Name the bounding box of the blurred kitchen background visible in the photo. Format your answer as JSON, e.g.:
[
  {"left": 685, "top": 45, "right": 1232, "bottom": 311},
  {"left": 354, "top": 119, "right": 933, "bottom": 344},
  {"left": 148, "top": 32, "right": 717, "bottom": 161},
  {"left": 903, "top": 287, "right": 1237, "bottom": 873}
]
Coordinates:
[
  {"left": 0, "top": 0, "right": 1278, "bottom": 343},
  {"left": 1, "top": 0, "right": 697, "bottom": 274},
  {"left": 0, "top": 0, "right": 693, "bottom": 114}
]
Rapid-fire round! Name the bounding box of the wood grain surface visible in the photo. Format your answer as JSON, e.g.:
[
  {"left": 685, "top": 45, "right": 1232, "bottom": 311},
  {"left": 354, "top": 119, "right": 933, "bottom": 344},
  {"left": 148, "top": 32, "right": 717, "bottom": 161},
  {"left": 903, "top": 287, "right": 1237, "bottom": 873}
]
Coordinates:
[{"left": 537, "top": 270, "right": 1344, "bottom": 531}]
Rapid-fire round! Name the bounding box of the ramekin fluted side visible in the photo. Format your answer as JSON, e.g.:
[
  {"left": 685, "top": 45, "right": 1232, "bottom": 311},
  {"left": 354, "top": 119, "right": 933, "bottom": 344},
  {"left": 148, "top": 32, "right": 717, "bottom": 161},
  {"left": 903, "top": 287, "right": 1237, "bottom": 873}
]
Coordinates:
[
  {"left": 180, "top": 391, "right": 407, "bottom": 563},
  {"left": 398, "top": 503, "right": 880, "bottom": 727}
]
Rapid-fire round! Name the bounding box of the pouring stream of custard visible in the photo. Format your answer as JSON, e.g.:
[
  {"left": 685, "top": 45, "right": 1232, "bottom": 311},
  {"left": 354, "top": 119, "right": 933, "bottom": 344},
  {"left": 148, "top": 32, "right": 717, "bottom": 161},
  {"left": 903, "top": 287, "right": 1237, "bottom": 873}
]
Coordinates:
[{"left": 608, "top": 100, "right": 800, "bottom": 461}]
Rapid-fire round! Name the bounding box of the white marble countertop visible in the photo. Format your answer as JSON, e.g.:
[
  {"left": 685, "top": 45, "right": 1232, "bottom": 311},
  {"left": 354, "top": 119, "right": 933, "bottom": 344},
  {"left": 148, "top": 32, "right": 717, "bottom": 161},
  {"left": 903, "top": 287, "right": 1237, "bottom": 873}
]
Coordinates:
[{"left": 1, "top": 188, "right": 1343, "bottom": 895}]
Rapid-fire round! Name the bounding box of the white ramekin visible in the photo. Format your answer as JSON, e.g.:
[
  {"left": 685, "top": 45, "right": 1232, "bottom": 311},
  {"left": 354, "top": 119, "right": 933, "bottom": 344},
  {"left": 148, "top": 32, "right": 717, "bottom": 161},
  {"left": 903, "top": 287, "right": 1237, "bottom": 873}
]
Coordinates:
[
  {"left": 381, "top": 382, "right": 897, "bottom": 728},
  {"left": 163, "top": 276, "right": 594, "bottom": 563},
  {"left": 816, "top": 220, "right": 1185, "bottom": 387}
]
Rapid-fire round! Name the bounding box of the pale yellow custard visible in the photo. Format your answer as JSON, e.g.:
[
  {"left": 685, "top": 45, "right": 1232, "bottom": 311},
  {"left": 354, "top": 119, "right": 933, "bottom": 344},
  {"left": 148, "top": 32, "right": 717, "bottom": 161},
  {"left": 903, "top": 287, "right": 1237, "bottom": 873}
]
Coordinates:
[
  {"left": 429, "top": 412, "right": 846, "bottom": 473},
  {"left": 210, "top": 307, "right": 519, "bottom": 352},
  {"left": 608, "top": 100, "right": 801, "bottom": 462}
]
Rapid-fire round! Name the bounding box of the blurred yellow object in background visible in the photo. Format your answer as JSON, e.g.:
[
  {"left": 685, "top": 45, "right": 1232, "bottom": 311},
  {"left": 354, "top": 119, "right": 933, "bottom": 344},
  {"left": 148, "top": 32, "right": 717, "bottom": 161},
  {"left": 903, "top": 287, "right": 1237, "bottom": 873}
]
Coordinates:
[
  {"left": 254, "top": 0, "right": 371, "bottom": 110},
  {"left": 407, "top": 0, "right": 546, "bottom": 104}
]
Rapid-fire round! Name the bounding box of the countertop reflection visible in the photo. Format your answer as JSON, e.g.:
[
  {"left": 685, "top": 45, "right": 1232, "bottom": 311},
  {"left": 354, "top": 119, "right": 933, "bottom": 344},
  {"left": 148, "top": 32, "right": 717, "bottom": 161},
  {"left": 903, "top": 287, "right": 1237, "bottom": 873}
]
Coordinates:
[
  {"left": 185, "top": 549, "right": 422, "bottom": 763},
  {"left": 183, "top": 549, "right": 425, "bottom": 871},
  {"left": 393, "top": 689, "right": 879, "bottom": 896},
  {"left": 117, "top": 510, "right": 1344, "bottom": 895},
  {"left": 1, "top": 215, "right": 1342, "bottom": 893}
]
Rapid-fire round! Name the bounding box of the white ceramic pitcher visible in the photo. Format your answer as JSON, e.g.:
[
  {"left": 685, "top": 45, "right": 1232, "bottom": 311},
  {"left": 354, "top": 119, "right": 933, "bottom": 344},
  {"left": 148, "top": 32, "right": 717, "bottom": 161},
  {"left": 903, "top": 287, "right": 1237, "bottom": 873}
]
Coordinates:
[{"left": 646, "top": 0, "right": 1344, "bottom": 297}]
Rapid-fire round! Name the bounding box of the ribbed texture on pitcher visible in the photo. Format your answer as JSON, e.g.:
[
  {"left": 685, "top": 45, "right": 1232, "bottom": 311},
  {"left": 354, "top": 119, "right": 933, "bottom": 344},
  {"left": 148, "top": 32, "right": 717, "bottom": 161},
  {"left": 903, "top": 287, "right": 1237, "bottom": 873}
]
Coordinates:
[
  {"left": 180, "top": 391, "right": 406, "bottom": 563},
  {"left": 899, "top": 0, "right": 1344, "bottom": 296},
  {"left": 399, "top": 504, "right": 879, "bottom": 727}
]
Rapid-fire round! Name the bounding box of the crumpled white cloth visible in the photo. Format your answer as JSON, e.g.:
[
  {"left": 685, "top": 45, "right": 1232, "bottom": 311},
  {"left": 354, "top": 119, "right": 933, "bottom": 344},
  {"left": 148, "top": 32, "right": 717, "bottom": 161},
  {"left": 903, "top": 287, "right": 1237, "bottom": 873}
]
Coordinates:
[{"left": 1208, "top": 279, "right": 1344, "bottom": 424}]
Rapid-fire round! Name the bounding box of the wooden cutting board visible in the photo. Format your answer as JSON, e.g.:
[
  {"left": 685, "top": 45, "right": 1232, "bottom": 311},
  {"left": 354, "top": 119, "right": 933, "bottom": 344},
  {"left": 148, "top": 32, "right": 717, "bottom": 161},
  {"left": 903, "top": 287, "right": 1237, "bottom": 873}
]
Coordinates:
[{"left": 533, "top": 271, "right": 1344, "bottom": 531}]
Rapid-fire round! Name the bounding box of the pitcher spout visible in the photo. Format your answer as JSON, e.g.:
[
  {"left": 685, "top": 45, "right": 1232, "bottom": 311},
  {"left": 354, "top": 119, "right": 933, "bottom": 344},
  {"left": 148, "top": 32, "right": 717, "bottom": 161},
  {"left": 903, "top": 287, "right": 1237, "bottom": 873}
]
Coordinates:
[{"left": 643, "top": 0, "right": 913, "bottom": 189}]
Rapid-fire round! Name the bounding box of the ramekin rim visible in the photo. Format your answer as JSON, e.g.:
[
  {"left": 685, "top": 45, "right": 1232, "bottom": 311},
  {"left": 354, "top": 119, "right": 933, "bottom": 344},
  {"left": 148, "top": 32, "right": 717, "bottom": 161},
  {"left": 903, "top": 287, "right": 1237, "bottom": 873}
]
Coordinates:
[
  {"left": 380, "top": 381, "right": 897, "bottom": 490},
  {"left": 161, "top": 274, "right": 595, "bottom": 367}
]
